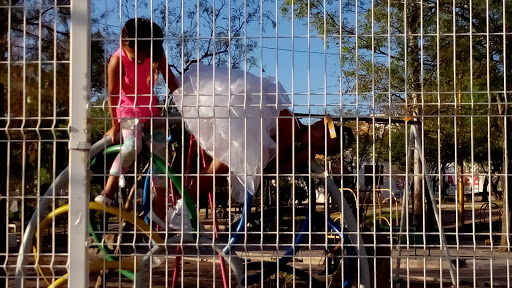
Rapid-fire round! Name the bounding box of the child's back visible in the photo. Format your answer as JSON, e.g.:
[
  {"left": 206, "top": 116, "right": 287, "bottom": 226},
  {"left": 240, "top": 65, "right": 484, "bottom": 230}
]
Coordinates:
[{"left": 112, "top": 47, "right": 159, "bottom": 121}]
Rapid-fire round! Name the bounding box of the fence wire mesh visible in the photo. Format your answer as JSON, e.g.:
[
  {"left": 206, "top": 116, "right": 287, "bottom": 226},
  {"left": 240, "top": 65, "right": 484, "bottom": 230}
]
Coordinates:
[{"left": 1, "top": 0, "right": 512, "bottom": 287}]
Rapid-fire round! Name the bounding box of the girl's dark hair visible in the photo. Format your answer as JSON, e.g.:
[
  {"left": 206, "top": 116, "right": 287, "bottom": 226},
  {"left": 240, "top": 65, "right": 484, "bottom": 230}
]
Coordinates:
[{"left": 122, "top": 18, "right": 163, "bottom": 63}]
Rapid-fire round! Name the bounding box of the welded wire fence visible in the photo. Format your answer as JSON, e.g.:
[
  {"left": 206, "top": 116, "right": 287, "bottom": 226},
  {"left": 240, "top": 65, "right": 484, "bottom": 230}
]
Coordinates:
[{"left": 1, "top": 0, "right": 511, "bottom": 287}]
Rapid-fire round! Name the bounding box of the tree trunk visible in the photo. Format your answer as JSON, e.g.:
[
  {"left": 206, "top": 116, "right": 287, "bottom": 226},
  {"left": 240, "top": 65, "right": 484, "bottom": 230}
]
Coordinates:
[
  {"left": 425, "top": 177, "right": 437, "bottom": 234},
  {"left": 500, "top": 109, "right": 512, "bottom": 248},
  {"left": 482, "top": 176, "right": 489, "bottom": 203},
  {"left": 0, "top": 5, "right": 8, "bottom": 286},
  {"left": 491, "top": 174, "right": 501, "bottom": 200},
  {"left": 407, "top": 2, "right": 423, "bottom": 229},
  {"left": 0, "top": 8, "right": 6, "bottom": 60},
  {"left": 498, "top": 32, "right": 512, "bottom": 247},
  {"left": 0, "top": 83, "right": 6, "bottom": 288}
]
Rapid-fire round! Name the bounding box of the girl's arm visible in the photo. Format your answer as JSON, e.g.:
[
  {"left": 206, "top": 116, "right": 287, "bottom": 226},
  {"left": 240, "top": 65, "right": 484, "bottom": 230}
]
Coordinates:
[
  {"left": 106, "top": 54, "right": 122, "bottom": 142},
  {"left": 157, "top": 53, "right": 179, "bottom": 93}
]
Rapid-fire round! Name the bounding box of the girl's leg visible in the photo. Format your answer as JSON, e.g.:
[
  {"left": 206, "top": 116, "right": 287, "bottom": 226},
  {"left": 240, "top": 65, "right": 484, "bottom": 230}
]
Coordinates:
[
  {"left": 98, "top": 120, "right": 143, "bottom": 203},
  {"left": 144, "top": 120, "right": 169, "bottom": 222},
  {"left": 305, "top": 118, "right": 341, "bottom": 156},
  {"left": 265, "top": 109, "right": 303, "bottom": 174},
  {"left": 101, "top": 175, "right": 119, "bottom": 202}
]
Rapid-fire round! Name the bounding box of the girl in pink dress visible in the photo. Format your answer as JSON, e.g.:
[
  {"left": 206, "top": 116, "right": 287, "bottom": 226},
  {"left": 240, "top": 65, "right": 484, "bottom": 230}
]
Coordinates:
[{"left": 95, "top": 18, "right": 179, "bottom": 228}]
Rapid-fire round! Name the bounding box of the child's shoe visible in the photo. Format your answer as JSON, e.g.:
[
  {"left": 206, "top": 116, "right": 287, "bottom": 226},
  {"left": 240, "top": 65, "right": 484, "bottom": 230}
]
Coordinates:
[{"left": 94, "top": 194, "right": 113, "bottom": 207}]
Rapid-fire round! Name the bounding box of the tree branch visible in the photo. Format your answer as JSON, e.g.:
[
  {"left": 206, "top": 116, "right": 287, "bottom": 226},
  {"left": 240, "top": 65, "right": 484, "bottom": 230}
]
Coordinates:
[{"left": 183, "top": 48, "right": 230, "bottom": 73}]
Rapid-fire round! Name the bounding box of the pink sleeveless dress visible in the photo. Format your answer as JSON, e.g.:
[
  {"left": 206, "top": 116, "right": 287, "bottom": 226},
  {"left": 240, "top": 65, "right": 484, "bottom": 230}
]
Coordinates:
[{"left": 113, "top": 48, "right": 159, "bottom": 122}]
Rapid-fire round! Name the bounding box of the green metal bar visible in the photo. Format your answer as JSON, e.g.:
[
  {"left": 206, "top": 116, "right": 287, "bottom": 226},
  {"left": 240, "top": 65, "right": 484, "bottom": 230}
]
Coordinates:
[
  {"left": 150, "top": 153, "right": 197, "bottom": 230},
  {"left": 88, "top": 212, "right": 135, "bottom": 280}
]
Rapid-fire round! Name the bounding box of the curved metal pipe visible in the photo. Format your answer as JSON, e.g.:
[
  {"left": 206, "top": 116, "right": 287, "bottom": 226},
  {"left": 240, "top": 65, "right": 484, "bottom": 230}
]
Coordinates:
[
  {"left": 311, "top": 161, "right": 370, "bottom": 288},
  {"left": 15, "top": 137, "right": 113, "bottom": 288}
]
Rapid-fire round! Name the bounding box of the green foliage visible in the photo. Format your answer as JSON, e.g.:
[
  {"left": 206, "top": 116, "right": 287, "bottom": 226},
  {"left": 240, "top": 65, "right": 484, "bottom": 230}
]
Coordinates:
[
  {"left": 282, "top": 0, "right": 510, "bottom": 175},
  {"left": 0, "top": 4, "right": 74, "bottom": 198}
]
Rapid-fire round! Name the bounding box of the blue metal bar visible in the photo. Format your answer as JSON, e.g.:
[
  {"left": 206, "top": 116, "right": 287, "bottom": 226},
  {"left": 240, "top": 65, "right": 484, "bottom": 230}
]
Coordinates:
[
  {"left": 222, "top": 191, "right": 253, "bottom": 255},
  {"left": 143, "top": 172, "right": 151, "bottom": 224}
]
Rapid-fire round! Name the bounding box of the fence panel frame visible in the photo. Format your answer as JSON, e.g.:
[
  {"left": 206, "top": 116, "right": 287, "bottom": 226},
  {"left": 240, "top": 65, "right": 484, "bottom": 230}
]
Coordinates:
[{"left": 68, "top": 1, "right": 91, "bottom": 287}]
